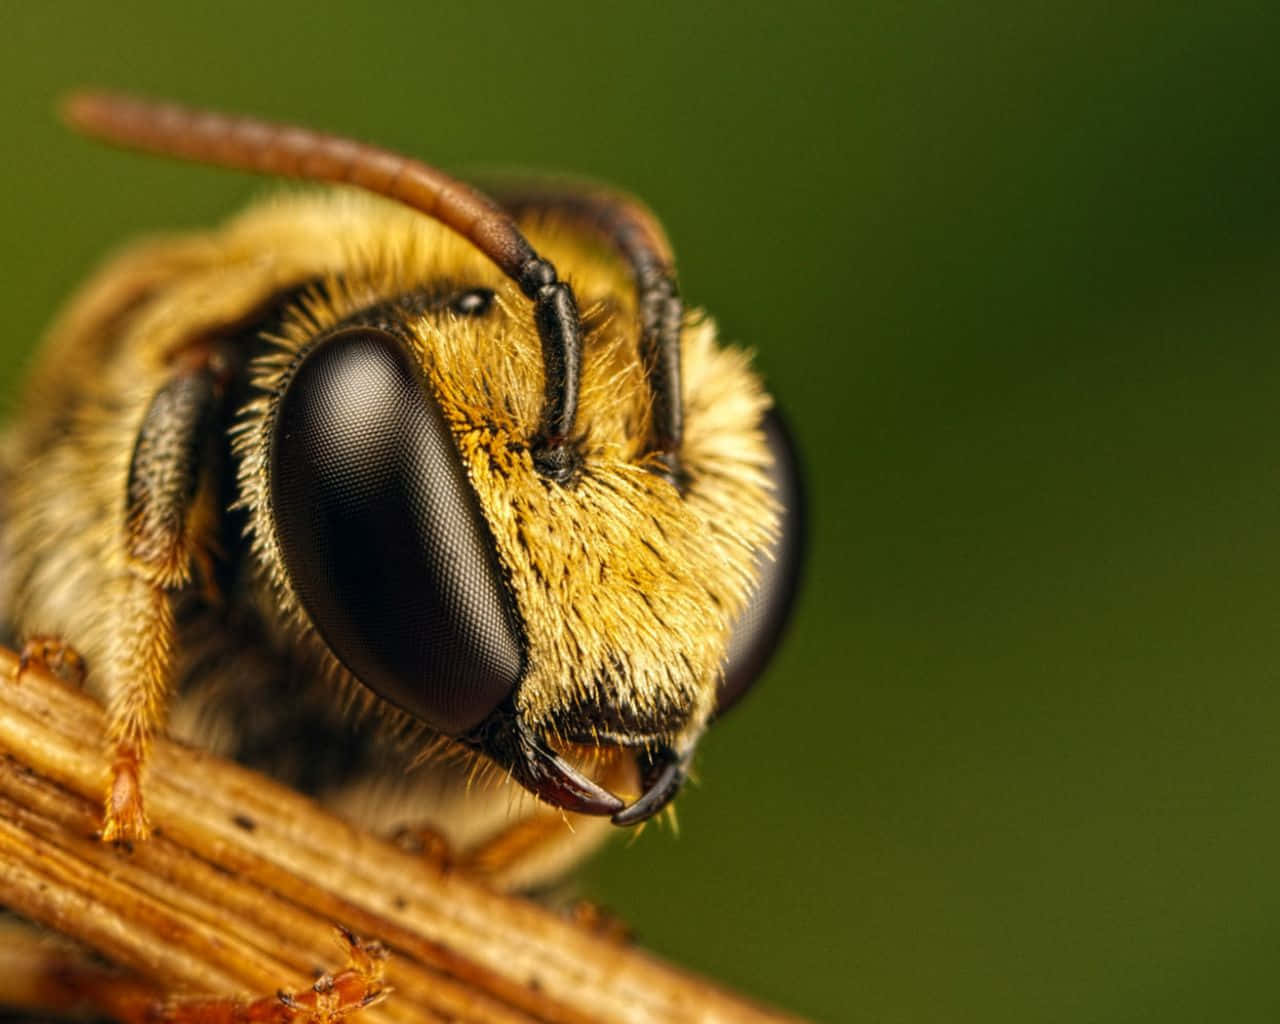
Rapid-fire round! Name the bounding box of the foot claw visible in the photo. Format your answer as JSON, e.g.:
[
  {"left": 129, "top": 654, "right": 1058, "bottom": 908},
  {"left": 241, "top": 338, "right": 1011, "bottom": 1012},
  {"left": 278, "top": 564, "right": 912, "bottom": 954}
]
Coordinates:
[
  {"left": 101, "top": 755, "right": 151, "bottom": 843},
  {"left": 569, "top": 900, "right": 633, "bottom": 944},
  {"left": 150, "top": 930, "right": 387, "bottom": 1023},
  {"left": 391, "top": 825, "right": 454, "bottom": 871},
  {"left": 15, "top": 635, "right": 86, "bottom": 687}
]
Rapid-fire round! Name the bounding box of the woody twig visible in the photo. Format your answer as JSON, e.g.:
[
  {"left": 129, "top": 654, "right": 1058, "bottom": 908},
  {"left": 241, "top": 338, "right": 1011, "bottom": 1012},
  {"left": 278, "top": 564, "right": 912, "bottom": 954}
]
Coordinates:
[{"left": 0, "top": 646, "right": 802, "bottom": 1024}]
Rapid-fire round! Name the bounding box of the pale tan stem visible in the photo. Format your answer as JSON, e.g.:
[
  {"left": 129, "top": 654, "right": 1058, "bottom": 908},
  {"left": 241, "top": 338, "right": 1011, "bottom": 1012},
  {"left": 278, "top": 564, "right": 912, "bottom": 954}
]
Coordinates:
[{"left": 0, "top": 646, "right": 805, "bottom": 1024}]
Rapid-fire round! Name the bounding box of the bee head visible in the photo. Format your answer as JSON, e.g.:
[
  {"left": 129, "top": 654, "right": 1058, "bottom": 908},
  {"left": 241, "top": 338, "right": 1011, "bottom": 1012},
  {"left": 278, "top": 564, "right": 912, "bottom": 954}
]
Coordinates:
[
  {"left": 61, "top": 93, "right": 803, "bottom": 825},
  {"left": 248, "top": 204, "right": 803, "bottom": 825}
]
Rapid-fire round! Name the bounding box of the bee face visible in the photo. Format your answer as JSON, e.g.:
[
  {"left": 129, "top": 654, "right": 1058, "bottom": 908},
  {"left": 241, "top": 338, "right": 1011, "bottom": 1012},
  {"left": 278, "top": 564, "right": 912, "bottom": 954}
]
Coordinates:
[
  {"left": 1, "top": 94, "right": 804, "bottom": 863},
  {"left": 233, "top": 197, "right": 797, "bottom": 821}
]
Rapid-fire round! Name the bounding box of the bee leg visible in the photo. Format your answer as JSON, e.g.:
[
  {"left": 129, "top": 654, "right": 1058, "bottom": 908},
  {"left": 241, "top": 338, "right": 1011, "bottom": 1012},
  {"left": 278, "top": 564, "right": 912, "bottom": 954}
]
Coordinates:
[
  {"left": 15, "top": 634, "right": 86, "bottom": 686},
  {"left": 0, "top": 924, "right": 386, "bottom": 1024},
  {"left": 391, "top": 824, "right": 455, "bottom": 871},
  {"left": 152, "top": 929, "right": 388, "bottom": 1024},
  {"left": 567, "top": 900, "right": 633, "bottom": 944},
  {"left": 460, "top": 813, "right": 586, "bottom": 879},
  {"left": 102, "top": 364, "right": 225, "bottom": 844},
  {"left": 102, "top": 579, "right": 176, "bottom": 843}
]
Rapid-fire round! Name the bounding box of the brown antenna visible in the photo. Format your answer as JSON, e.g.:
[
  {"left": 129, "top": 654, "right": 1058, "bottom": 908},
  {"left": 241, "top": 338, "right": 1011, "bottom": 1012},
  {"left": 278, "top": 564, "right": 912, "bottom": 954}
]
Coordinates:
[{"left": 61, "top": 91, "right": 582, "bottom": 481}]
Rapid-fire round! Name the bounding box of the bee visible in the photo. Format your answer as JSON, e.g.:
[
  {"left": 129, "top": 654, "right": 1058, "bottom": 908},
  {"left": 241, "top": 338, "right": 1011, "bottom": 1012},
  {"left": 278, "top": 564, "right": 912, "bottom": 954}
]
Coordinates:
[{"left": 0, "top": 93, "right": 803, "bottom": 889}]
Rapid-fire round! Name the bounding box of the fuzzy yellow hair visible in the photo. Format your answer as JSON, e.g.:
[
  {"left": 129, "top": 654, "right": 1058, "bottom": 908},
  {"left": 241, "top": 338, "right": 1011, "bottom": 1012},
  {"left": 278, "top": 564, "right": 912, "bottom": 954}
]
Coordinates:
[{"left": 231, "top": 190, "right": 778, "bottom": 755}]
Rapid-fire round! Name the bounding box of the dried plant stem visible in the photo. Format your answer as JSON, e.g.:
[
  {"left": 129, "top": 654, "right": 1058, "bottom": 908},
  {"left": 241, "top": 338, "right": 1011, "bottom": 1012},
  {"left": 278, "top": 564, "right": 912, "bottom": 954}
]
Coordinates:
[{"left": 0, "top": 647, "right": 803, "bottom": 1024}]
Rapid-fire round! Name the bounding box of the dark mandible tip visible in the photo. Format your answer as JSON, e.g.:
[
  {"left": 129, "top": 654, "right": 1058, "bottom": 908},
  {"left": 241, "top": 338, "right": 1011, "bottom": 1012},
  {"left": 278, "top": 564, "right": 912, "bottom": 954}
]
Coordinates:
[
  {"left": 611, "top": 744, "right": 690, "bottom": 826},
  {"left": 463, "top": 709, "right": 624, "bottom": 817}
]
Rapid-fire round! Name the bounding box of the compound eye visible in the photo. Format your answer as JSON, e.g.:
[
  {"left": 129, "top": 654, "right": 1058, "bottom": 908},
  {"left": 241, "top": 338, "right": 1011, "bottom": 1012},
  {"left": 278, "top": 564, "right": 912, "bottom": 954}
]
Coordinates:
[
  {"left": 716, "top": 406, "right": 806, "bottom": 717},
  {"left": 270, "top": 327, "right": 524, "bottom": 735}
]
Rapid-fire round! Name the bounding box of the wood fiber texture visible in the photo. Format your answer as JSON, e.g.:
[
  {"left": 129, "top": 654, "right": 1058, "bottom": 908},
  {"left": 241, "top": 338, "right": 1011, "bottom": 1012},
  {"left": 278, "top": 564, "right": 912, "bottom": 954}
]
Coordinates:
[{"left": 0, "top": 645, "right": 803, "bottom": 1024}]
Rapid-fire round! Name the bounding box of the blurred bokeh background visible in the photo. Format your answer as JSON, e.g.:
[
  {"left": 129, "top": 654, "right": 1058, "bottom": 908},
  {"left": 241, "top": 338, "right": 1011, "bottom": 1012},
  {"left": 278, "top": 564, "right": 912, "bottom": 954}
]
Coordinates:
[{"left": 5, "top": 3, "right": 1280, "bottom": 1021}]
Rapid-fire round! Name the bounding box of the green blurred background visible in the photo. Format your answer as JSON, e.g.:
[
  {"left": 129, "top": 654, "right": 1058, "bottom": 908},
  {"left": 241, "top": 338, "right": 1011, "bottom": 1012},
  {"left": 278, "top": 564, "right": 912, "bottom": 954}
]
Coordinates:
[{"left": 5, "top": 2, "right": 1280, "bottom": 1021}]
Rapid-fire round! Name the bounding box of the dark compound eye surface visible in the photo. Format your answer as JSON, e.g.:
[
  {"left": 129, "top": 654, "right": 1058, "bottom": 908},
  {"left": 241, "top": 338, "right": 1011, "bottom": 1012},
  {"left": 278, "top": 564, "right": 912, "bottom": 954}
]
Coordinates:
[
  {"left": 717, "top": 406, "right": 806, "bottom": 717},
  {"left": 270, "top": 327, "right": 524, "bottom": 735}
]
